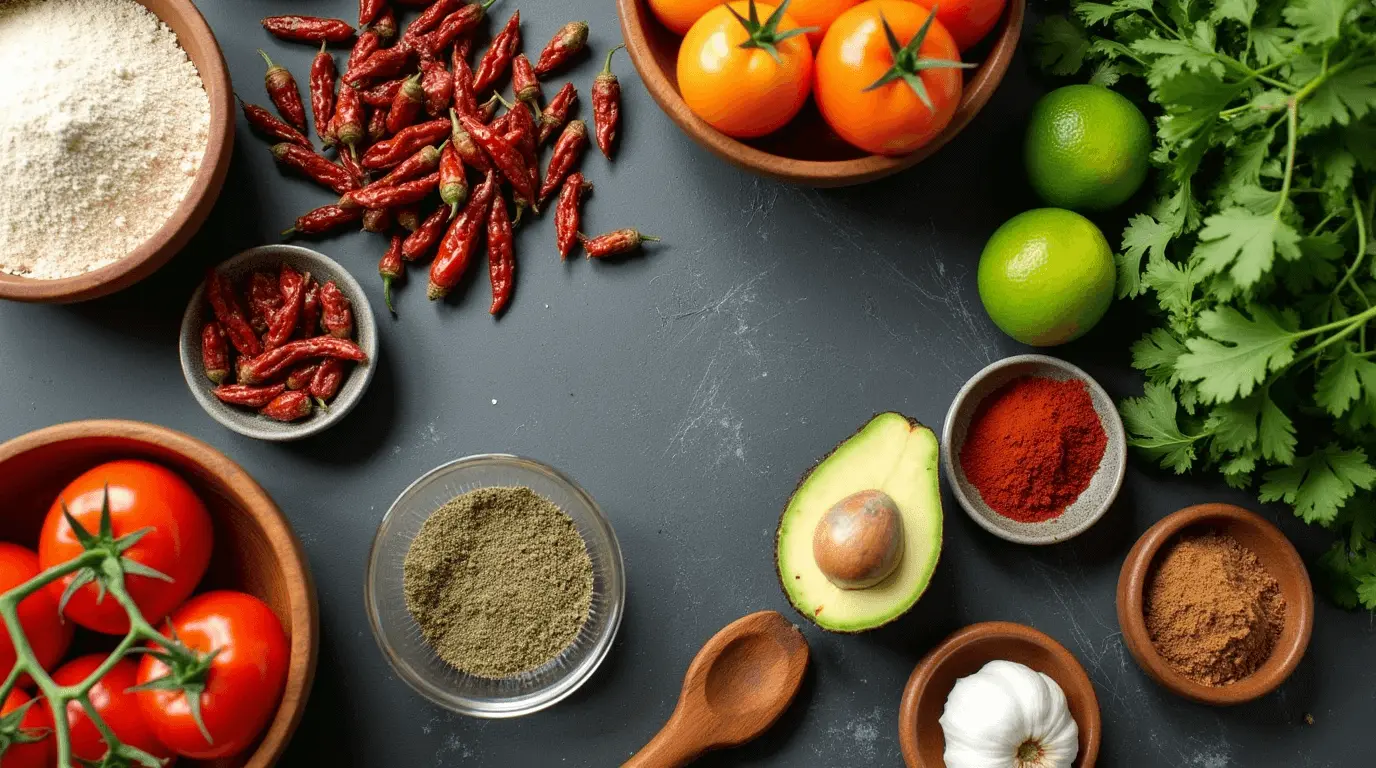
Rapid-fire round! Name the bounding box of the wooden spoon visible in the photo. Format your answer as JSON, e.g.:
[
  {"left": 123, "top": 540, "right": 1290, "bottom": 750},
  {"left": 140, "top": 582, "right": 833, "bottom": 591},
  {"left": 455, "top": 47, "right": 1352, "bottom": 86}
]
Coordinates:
[{"left": 623, "top": 610, "right": 810, "bottom": 768}]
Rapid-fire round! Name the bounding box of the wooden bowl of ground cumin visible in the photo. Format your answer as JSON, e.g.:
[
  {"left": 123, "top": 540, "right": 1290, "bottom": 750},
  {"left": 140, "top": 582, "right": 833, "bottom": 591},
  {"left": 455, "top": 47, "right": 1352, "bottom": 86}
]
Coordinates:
[{"left": 1116, "top": 503, "right": 1314, "bottom": 705}]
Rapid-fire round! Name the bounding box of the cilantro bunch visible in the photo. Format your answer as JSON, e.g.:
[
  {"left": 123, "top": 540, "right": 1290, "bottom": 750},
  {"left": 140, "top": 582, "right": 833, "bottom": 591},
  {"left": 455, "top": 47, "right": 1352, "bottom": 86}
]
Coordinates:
[{"left": 1035, "top": 0, "right": 1376, "bottom": 606}]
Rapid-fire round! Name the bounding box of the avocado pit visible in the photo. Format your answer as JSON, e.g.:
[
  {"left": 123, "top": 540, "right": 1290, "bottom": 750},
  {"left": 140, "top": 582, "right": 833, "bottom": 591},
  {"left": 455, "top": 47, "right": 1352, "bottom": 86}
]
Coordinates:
[{"left": 813, "top": 489, "right": 905, "bottom": 590}]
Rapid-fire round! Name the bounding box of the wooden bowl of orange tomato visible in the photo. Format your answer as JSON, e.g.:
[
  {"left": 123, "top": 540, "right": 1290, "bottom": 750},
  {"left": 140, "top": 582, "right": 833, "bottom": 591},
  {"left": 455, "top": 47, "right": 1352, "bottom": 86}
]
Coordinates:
[
  {"left": 618, "top": 0, "right": 1024, "bottom": 186},
  {"left": 0, "top": 420, "right": 317, "bottom": 767}
]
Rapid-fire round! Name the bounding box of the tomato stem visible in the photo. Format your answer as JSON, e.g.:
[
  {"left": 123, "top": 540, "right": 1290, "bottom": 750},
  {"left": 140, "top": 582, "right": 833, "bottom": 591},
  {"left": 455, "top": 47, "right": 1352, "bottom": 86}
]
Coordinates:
[
  {"left": 725, "top": 0, "right": 816, "bottom": 64},
  {"left": 862, "top": 7, "right": 974, "bottom": 110}
]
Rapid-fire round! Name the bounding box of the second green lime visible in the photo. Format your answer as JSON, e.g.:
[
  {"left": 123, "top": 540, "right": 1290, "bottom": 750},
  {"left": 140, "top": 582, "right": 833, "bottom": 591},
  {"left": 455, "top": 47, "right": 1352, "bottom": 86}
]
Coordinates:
[
  {"left": 978, "top": 208, "right": 1115, "bottom": 347},
  {"left": 1024, "top": 84, "right": 1150, "bottom": 211}
]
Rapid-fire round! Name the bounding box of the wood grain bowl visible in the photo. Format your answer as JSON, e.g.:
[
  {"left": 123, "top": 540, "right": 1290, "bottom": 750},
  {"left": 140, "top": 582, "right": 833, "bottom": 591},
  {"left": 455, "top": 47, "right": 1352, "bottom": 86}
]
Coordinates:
[
  {"left": 0, "top": 420, "right": 318, "bottom": 767},
  {"left": 0, "top": 0, "right": 234, "bottom": 304},
  {"left": 1116, "top": 503, "right": 1314, "bottom": 706},
  {"left": 617, "top": 0, "right": 1026, "bottom": 186},
  {"left": 898, "top": 621, "right": 1101, "bottom": 768}
]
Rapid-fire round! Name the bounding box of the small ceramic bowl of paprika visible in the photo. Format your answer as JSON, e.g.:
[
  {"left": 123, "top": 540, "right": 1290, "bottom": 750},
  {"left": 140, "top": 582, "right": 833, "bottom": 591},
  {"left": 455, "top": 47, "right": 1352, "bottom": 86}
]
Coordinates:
[
  {"left": 177, "top": 244, "right": 378, "bottom": 442},
  {"left": 941, "top": 355, "right": 1126, "bottom": 545}
]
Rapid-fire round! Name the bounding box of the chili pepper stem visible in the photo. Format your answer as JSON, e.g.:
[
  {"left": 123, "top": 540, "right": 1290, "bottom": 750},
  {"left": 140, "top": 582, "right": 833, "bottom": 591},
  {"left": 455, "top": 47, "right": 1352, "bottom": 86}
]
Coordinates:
[
  {"left": 383, "top": 276, "right": 397, "bottom": 315},
  {"left": 315, "top": 397, "right": 331, "bottom": 411},
  {"left": 257, "top": 48, "right": 281, "bottom": 71},
  {"left": 600, "top": 44, "right": 625, "bottom": 75}
]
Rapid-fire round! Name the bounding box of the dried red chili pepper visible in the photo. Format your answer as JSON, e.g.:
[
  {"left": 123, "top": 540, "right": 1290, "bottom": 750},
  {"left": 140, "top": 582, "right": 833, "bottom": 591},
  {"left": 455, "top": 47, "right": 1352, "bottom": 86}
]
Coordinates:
[
  {"left": 581, "top": 228, "right": 660, "bottom": 258},
  {"left": 201, "top": 322, "right": 231, "bottom": 384},
  {"left": 349, "top": 30, "right": 383, "bottom": 73},
  {"left": 404, "top": 205, "right": 450, "bottom": 261},
  {"left": 338, "top": 147, "right": 370, "bottom": 187},
  {"left": 512, "top": 54, "right": 541, "bottom": 111},
  {"left": 438, "top": 142, "right": 468, "bottom": 218},
  {"left": 459, "top": 114, "right": 537, "bottom": 208},
  {"left": 449, "top": 109, "right": 491, "bottom": 173},
  {"left": 206, "top": 270, "right": 262, "bottom": 357},
  {"left": 429, "top": 169, "right": 497, "bottom": 299},
  {"left": 497, "top": 94, "right": 538, "bottom": 162},
  {"left": 386, "top": 73, "right": 425, "bottom": 135},
  {"left": 215, "top": 383, "right": 288, "bottom": 409},
  {"left": 262, "top": 15, "right": 356, "bottom": 44},
  {"left": 270, "top": 143, "right": 360, "bottom": 195},
  {"left": 374, "top": 143, "right": 443, "bottom": 186},
  {"left": 554, "top": 172, "right": 592, "bottom": 260},
  {"left": 364, "top": 105, "right": 386, "bottom": 142},
  {"left": 403, "top": 0, "right": 461, "bottom": 42},
  {"left": 373, "top": 7, "right": 398, "bottom": 40},
  {"left": 256, "top": 50, "right": 307, "bottom": 135},
  {"left": 418, "top": 0, "right": 495, "bottom": 56},
  {"left": 592, "top": 45, "right": 625, "bottom": 159},
  {"left": 396, "top": 204, "right": 423, "bottom": 232},
  {"left": 539, "top": 119, "right": 587, "bottom": 203},
  {"left": 309, "top": 43, "right": 338, "bottom": 145},
  {"left": 359, "top": 0, "right": 387, "bottom": 27},
  {"left": 265, "top": 266, "right": 309, "bottom": 351},
  {"left": 344, "top": 172, "right": 440, "bottom": 210},
  {"left": 538, "top": 82, "right": 578, "bottom": 145},
  {"left": 451, "top": 51, "right": 480, "bottom": 118},
  {"left": 362, "top": 207, "right": 394, "bottom": 233},
  {"left": 335, "top": 84, "right": 366, "bottom": 156},
  {"left": 534, "top": 21, "right": 589, "bottom": 77},
  {"left": 239, "top": 98, "right": 312, "bottom": 148},
  {"left": 455, "top": 36, "right": 474, "bottom": 65},
  {"left": 240, "top": 337, "right": 368, "bottom": 385},
  {"left": 309, "top": 359, "right": 347, "bottom": 405},
  {"left": 421, "top": 61, "right": 455, "bottom": 118},
  {"left": 473, "top": 11, "right": 521, "bottom": 95},
  {"left": 246, "top": 272, "right": 278, "bottom": 334},
  {"left": 282, "top": 204, "right": 365, "bottom": 238},
  {"left": 487, "top": 197, "right": 515, "bottom": 315},
  {"left": 261, "top": 391, "right": 314, "bottom": 421},
  {"left": 344, "top": 44, "right": 414, "bottom": 86},
  {"left": 320, "top": 282, "right": 356, "bottom": 339},
  {"left": 286, "top": 362, "right": 320, "bottom": 390},
  {"left": 362, "top": 118, "right": 450, "bottom": 169},
  {"left": 380, "top": 233, "right": 404, "bottom": 315},
  {"left": 300, "top": 279, "right": 322, "bottom": 336},
  {"left": 360, "top": 77, "right": 405, "bottom": 107}
]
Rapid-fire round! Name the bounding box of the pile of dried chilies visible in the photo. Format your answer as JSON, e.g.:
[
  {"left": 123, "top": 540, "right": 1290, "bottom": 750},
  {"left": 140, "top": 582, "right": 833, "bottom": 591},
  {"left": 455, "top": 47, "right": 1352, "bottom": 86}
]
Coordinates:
[
  {"left": 241, "top": 1, "right": 658, "bottom": 318},
  {"left": 202, "top": 263, "right": 368, "bottom": 421}
]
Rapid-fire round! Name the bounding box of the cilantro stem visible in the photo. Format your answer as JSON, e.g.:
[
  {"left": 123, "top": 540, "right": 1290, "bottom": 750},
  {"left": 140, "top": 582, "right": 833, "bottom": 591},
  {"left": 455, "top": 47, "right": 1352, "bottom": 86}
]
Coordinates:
[
  {"left": 1272, "top": 99, "right": 1298, "bottom": 219},
  {"left": 1334, "top": 189, "right": 1373, "bottom": 299}
]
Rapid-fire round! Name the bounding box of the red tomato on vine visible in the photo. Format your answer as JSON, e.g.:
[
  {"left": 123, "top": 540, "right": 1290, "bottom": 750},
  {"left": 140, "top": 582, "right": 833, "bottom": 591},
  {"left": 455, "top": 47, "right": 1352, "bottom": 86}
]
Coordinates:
[
  {"left": 136, "top": 591, "right": 290, "bottom": 759},
  {"left": 0, "top": 689, "right": 53, "bottom": 768},
  {"left": 39, "top": 460, "right": 213, "bottom": 635},
  {"left": 51, "top": 655, "right": 174, "bottom": 763},
  {"left": 0, "top": 543, "right": 72, "bottom": 681}
]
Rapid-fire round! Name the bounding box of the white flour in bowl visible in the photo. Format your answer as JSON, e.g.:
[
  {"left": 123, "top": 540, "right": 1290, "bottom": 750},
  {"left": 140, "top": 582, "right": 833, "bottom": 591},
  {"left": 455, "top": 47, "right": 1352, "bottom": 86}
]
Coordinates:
[{"left": 0, "top": 0, "right": 211, "bottom": 280}]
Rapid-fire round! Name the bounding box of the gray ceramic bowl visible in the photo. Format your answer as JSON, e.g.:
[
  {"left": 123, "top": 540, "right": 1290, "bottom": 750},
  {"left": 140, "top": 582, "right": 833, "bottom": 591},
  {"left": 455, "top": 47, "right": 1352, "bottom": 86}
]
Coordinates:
[
  {"left": 941, "top": 355, "right": 1126, "bottom": 545},
  {"left": 178, "top": 245, "right": 378, "bottom": 442}
]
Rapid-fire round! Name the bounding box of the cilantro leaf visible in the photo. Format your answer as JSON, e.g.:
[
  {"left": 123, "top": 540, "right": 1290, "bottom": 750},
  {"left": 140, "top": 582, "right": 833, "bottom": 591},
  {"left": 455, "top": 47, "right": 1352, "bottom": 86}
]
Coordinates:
[
  {"left": 1301, "top": 64, "right": 1376, "bottom": 131},
  {"left": 1175, "top": 305, "right": 1298, "bottom": 402},
  {"left": 1282, "top": 0, "right": 1355, "bottom": 44},
  {"left": 1191, "top": 207, "right": 1302, "bottom": 287},
  {"left": 1207, "top": 395, "right": 1261, "bottom": 452},
  {"left": 1315, "top": 347, "right": 1365, "bottom": 416},
  {"left": 1117, "top": 214, "right": 1176, "bottom": 298},
  {"left": 1211, "top": 0, "right": 1257, "bottom": 24},
  {"left": 1259, "top": 390, "right": 1298, "bottom": 463},
  {"left": 1260, "top": 444, "right": 1376, "bottom": 525},
  {"left": 1121, "top": 381, "right": 1204, "bottom": 472},
  {"left": 1132, "top": 36, "right": 1225, "bottom": 86},
  {"left": 1132, "top": 327, "right": 1189, "bottom": 379},
  {"left": 1034, "top": 16, "right": 1091, "bottom": 75}
]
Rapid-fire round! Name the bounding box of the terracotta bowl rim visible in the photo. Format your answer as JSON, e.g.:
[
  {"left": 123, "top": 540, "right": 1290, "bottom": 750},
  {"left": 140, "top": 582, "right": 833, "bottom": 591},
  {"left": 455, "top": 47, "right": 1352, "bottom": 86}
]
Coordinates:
[
  {"left": 1115, "top": 502, "right": 1314, "bottom": 705},
  {"left": 898, "top": 620, "right": 1102, "bottom": 767},
  {"left": 0, "top": 419, "right": 319, "bottom": 766},
  {"left": 0, "top": 0, "right": 234, "bottom": 303},
  {"left": 616, "top": 0, "right": 1027, "bottom": 187}
]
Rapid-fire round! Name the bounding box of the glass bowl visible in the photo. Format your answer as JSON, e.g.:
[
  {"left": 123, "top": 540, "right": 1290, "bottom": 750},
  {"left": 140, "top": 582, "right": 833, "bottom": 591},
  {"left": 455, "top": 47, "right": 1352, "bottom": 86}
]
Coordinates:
[{"left": 365, "top": 454, "right": 625, "bottom": 717}]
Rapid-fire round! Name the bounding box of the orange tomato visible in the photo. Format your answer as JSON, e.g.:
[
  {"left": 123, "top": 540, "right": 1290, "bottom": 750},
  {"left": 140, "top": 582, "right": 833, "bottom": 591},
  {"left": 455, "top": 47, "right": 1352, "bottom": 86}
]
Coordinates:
[
  {"left": 647, "top": 0, "right": 724, "bottom": 35},
  {"left": 919, "top": 0, "right": 1007, "bottom": 51},
  {"left": 678, "top": 1, "right": 815, "bottom": 139},
  {"left": 786, "top": 0, "right": 864, "bottom": 48},
  {"left": 814, "top": 0, "right": 965, "bottom": 155}
]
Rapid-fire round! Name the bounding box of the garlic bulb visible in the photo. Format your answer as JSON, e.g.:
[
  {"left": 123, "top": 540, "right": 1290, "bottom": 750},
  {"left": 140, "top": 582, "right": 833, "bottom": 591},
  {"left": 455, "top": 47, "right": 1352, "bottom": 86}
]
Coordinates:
[{"left": 939, "top": 660, "right": 1079, "bottom": 768}]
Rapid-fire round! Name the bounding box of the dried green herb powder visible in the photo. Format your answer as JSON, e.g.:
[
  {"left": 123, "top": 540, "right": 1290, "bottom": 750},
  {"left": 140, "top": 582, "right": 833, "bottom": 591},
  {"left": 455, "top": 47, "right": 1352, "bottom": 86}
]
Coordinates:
[{"left": 403, "top": 486, "right": 593, "bottom": 678}]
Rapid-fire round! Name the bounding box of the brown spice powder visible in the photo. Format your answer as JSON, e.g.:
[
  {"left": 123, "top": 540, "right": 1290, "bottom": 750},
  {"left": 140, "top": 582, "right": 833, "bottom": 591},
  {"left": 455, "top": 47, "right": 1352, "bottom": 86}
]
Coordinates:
[{"left": 1144, "top": 531, "right": 1286, "bottom": 686}]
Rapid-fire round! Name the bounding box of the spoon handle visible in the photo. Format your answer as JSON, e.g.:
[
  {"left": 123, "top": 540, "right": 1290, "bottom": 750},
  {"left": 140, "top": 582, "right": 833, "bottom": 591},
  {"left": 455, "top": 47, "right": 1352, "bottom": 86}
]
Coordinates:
[{"left": 622, "top": 712, "right": 705, "bottom": 768}]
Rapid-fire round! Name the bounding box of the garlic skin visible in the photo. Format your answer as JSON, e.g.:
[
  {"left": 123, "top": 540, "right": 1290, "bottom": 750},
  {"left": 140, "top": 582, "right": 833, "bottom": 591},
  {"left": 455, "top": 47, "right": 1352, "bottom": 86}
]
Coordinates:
[{"left": 939, "top": 660, "right": 1080, "bottom": 768}]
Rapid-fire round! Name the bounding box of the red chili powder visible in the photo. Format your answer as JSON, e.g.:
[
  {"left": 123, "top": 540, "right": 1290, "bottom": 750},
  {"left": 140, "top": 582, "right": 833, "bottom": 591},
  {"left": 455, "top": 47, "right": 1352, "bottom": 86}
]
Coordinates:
[{"left": 958, "top": 375, "right": 1107, "bottom": 523}]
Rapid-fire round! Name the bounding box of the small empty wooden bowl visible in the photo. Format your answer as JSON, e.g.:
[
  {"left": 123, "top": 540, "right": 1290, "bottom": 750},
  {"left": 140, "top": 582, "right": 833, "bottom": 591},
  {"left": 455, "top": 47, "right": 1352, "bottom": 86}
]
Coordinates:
[
  {"left": 0, "top": 0, "right": 234, "bottom": 303},
  {"left": 0, "top": 420, "right": 318, "bottom": 767},
  {"left": 617, "top": 0, "right": 1025, "bottom": 186},
  {"left": 1116, "top": 503, "right": 1314, "bottom": 706},
  {"left": 899, "top": 621, "right": 1101, "bottom": 768}
]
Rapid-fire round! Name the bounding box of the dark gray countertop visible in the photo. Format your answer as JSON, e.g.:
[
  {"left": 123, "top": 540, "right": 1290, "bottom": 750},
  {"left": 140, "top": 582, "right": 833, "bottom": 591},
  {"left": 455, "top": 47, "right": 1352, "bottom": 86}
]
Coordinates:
[{"left": 1, "top": 1, "right": 1371, "bottom": 765}]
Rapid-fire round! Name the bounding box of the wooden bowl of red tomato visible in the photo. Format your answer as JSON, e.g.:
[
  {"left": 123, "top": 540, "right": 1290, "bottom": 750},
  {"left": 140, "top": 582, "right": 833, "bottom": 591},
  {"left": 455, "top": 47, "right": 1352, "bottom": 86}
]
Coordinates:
[
  {"left": 618, "top": 0, "right": 1025, "bottom": 186},
  {"left": 0, "top": 420, "right": 316, "bottom": 768}
]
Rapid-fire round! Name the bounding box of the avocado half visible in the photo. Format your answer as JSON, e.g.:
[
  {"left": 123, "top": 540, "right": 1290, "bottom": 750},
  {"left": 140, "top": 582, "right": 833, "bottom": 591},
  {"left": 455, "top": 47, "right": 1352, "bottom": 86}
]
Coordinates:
[{"left": 775, "top": 412, "right": 943, "bottom": 633}]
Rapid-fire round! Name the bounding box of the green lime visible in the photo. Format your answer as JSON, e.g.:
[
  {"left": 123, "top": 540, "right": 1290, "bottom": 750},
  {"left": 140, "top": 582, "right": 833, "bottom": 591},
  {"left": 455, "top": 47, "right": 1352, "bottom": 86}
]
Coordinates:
[
  {"left": 978, "top": 208, "right": 1115, "bottom": 347},
  {"left": 1024, "top": 84, "right": 1150, "bottom": 211}
]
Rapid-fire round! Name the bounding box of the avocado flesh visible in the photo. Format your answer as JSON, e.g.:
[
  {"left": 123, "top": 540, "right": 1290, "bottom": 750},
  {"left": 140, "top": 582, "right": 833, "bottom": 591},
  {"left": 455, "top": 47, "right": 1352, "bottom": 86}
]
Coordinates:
[{"left": 776, "top": 413, "right": 943, "bottom": 632}]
